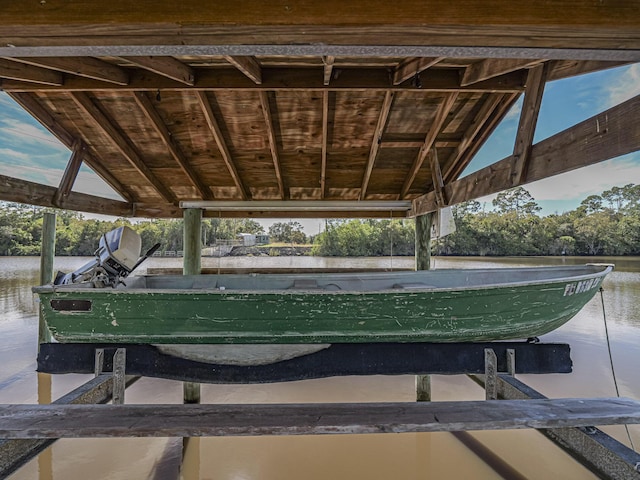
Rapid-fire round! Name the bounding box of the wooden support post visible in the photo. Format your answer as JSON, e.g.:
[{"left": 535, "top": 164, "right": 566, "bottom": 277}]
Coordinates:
[
  {"left": 112, "top": 348, "right": 126, "bottom": 405},
  {"left": 94, "top": 348, "right": 104, "bottom": 377},
  {"left": 38, "top": 213, "right": 56, "bottom": 346},
  {"left": 415, "top": 212, "right": 433, "bottom": 400},
  {"left": 506, "top": 348, "right": 516, "bottom": 377},
  {"left": 484, "top": 349, "right": 498, "bottom": 400},
  {"left": 415, "top": 213, "right": 433, "bottom": 271},
  {"left": 416, "top": 375, "right": 431, "bottom": 402},
  {"left": 183, "top": 208, "right": 202, "bottom": 404}
]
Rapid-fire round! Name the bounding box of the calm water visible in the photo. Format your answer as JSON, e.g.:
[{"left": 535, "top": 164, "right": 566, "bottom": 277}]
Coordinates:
[{"left": 1, "top": 255, "right": 639, "bottom": 479}]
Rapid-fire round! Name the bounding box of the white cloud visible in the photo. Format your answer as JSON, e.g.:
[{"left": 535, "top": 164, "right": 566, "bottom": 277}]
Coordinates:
[
  {"left": 525, "top": 155, "right": 640, "bottom": 202},
  {"left": 472, "top": 155, "right": 640, "bottom": 214},
  {"left": 504, "top": 97, "right": 523, "bottom": 121},
  {"left": 604, "top": 64, "right": 640, "bottom": 110},
  {"left": 0, "top": 147, "right": 31, "bottom": 163},
  {"left": 0, "top": 119, "right": 68, "bottom": 152}
]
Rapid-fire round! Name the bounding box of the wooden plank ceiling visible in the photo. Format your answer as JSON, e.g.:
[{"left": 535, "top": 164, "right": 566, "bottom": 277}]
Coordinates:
[{"left": 0, "top": 1, "right": 638, "bottom": 218}]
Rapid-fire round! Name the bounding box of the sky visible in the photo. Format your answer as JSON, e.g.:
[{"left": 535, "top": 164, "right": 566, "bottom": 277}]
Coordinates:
[{"left": 0, "top": 63, "right": 639, "bottom": 233}]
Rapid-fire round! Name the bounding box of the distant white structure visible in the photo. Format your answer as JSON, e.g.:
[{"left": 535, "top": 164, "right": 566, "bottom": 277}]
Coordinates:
[{"left": 236, "top": 233, "right": 270, "bottom": 246}]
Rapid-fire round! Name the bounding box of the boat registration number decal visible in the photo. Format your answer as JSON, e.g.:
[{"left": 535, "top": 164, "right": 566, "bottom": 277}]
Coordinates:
[{"left": 563, "top": 278, "right": 601, "bottom": 297}]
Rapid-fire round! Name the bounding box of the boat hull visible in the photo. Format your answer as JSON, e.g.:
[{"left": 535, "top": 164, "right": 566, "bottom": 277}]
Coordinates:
[{"left": 34, "top": 265, "right": 612, "bottom": 344}]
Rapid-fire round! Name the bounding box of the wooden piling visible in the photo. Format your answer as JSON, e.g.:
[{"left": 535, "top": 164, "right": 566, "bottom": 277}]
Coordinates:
[
  {"left": 38, "top": 212, "right": 56, "bottom": 346},
  {"left": 183, "top": 208, "right": 202, "bottom": 404},
  {"left": 415, "top": 213, "right": 433, "bottom": 401}
]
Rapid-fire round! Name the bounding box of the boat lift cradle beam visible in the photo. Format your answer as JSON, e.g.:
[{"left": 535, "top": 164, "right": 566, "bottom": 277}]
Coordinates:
[
  {"left": 470, "top": 373, "right": 640, "bottom": 479},
  {"left": 0, "top": 369, "right": 139, "bottom": 478},
  {"left": 37, "top": 341, "right": 572, "bottom": 384}
]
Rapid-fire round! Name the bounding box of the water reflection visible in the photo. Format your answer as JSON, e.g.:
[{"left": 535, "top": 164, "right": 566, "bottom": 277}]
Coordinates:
[{"left": 1, "top": 256, "right": 638, "bottom": 479}]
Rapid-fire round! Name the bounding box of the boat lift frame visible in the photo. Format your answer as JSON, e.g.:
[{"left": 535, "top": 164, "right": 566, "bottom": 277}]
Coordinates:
[{"left": 3, "top": 345, "right": 640, "bottom": 479}]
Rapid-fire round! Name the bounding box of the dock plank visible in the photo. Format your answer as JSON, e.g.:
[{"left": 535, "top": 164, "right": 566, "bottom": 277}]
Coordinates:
[{"left": 1, "top": 398, "right": 639, "bottom": 439}]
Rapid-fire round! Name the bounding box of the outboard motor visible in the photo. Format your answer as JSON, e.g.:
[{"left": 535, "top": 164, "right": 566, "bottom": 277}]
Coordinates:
[{"left": 54, "top": 226, "right": 160, "bottom": 288}]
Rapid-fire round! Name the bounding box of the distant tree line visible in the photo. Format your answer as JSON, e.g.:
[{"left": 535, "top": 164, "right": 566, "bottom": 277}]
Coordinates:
[
  {"left": 0, "top": 184, "right": 638, "bottom": 257},
  {"left": 312, "top": 184, "right": 640, "bottom": 257},
  {"left": 0, "top": 207, "right": 312, "bottom": 256}
]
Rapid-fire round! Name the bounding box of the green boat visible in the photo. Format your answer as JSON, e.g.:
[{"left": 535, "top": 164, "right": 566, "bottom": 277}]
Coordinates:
[{"left": 33, "top": 264, "right": 613, "bottom": 345}]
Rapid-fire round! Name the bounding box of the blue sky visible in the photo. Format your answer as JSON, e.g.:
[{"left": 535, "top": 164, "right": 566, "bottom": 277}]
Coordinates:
[{"left": 0, "top": 63, "right": 639, "bottom": 230}]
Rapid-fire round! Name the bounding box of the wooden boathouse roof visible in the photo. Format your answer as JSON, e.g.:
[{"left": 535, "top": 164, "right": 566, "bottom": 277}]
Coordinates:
[{"left": 0, "top": 1, "right": 638, "bottom": 219}]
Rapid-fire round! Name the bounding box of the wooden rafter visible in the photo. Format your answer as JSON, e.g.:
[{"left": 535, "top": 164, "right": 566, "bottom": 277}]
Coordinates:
[
  {"left": 460, "top": 59, "right": 544, "bottom": 86},
  {"left": 0, "top": 58, "right": 62, "bottom": 86},
  {"left": 393, "top": 57, "right": 444, "bottom": 85},
  {"left": 442, "top": 94, "right": 505, "bottom": 182},
  {"left": 1, "top": 1, "right": 639, "bottom": 56},
  {"left": 511, "top": 63, "right": 549, "bottom": 186},
  {"left": 132, "top": 91, "right": 214, "bottom": 200},
  {"left": 121, "top": 56, "right": 194, "bottom": 86},
  {"left": 259, "top": 91, "right": 285, "bottom": 199},
  {"left": 194, "top": 91, "right": 248, "bottom": 200},
  {"left": 0, "top": 68, "right": 526, "bottom": 93},
  {"left": 53, "top": 140, "right": 86, "bottom": 208},
  {"left": 323, "top": 56, "right": 335, "bottom": 86},
  {"left": 429, "top": 147, "right": 447, "bottom": 208},
  {"left": 6, "top": 92, "right": 134, "bottom": 202},
  {"left": 360, "top": 91, "right": 394, "bottom": 200},
  {"left": 321, "top": 91, "right": 329, "bottom": 199},
  {"left": 70, "top": 92, "right": 178, "bottom": 204},
  {"left": 0, "top": 173, "right": 132, "bottom": 217},
  {"left": 400, "top": 92, "right": 458, "bottom": 198},
  {"left": 8, "top": 57, "right": 129, "bottom": 85},
  {"left": 412, "top": 94, "right": 640, "bottom": 216},
  {"left": 452, "top": 93, "right": 521, "bottom": 180},
  {"left": 546, "top": 60, "right": 629, "bottom": 82},
  {"left": 224, "top": 56, "right": 262, "bottom": 84}
]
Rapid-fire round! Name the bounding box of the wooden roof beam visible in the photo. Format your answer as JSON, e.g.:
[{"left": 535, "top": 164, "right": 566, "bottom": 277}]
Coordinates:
[
  {"left": 393, "top": 57, "right": 444, "bottom": 85},
  {"left": 259, "top": 91, "right": 285, "bottom": 199},
  {"left": 400, "top": 92, "right": 458, "bottom": 198},
  {"left": 121, "top": 56, "right": 194, "bottom": 86},
  {"left": 412, "top": 94, "right": 640, "bottom": 216},
  {"left": 320, "top": 91, "right": 329, "bottom": 198},
  {"left": 547, "top": 60, "right": 630, "bottom": 82},
  {"left": 323, "top": 56, "right": 335, "bottom": 86},
  {"left": 442, "top": 94, "right": 505, "bottom": 182},
  {"left": 132, "top": 91, "right": 214, "bottom": 200},
  {"left": 461, "top": 59, "right": 543, "bottom": 86},
  {"left": 360, "top": 91, "right": 394, "bottom": 200},
  {"left": 0, "top": 58, "right": 62, "bottom": 86},
  {"left": 511, "top": 63, "right": 549, "bottom": 186},
  {"left": 0, "top": 173, "right": 132, "bottom": 217},
  {"left": 194, "top": 91, "right": 248, "bottom": 200},
  {"left": 53, "top": 140, "right": 86, "bottom": 208},
  {"left": 7, "top": 57, "right": 129, "bottom": 85},
  {"left": 6, "top": 92, "right": 134, "bottom": 202},
  {"left": 0, "top": 68, "right": 526, "bottom": 93},
  {"left": 224, "top": 56, "right": 262, "bottom": 84},
  {"left": 70, "top": 92, "right": 178, "bottom": 204}
]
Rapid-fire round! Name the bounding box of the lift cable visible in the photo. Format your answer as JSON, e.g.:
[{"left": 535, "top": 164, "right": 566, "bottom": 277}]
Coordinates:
[{"left": 600, "top": 287, "right": 637, "bottom": 452}]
